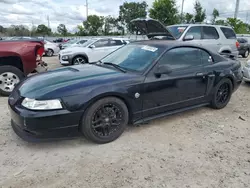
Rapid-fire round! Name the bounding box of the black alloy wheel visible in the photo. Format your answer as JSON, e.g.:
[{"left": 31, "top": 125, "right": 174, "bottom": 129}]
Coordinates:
[
  {"left": 211, "top": 78, "right": 233, "bottom": 109},
  {"left": 81, "top": 97, "right": 128, "bottom": 144}
]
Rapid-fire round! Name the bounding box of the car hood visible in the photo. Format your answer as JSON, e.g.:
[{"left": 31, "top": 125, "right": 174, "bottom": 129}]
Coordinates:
[
  {"left": 131, "top": 18, "right": 175, "bottom": 39},
  {"left": 60, "top": 46, "right": 90, "bottom": 54},
  {"left": 17, "top": 64, "right": 139, "bottom": 99}
]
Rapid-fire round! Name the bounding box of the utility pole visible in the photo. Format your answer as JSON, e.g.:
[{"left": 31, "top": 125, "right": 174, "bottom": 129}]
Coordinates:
[
  {"left": 234, "top": 0, "right": 240, "bottom": 19},
  {"left": 181, "top": 0, "right": 185, "bottom": 23},
  {"left": 246, "top": 12, "right": 249, "bottom": 24},
  {"left": 47, "top": 15, "right": 50, "bottom": 28},
  {"left": 86, "top": 0, "right": 88, "bottom": 20}
]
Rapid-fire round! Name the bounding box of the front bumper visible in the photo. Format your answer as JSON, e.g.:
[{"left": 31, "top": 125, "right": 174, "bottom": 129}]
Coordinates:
[
  {"left": 59, "top": 54, "right": 73, "bottom": 65},
  {"left": 9, "top": 102, "right": 82, "bottom": 142}
]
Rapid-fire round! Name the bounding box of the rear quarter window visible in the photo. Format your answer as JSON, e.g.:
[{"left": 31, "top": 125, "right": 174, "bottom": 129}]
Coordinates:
[{"left": 220, "top": 27, "right": 236, "bottom": 39}]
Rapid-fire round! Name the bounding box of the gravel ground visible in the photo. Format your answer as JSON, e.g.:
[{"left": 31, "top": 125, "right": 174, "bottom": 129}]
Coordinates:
[{"left": 0, "top": 56, "right": 250, "bottom": 188}]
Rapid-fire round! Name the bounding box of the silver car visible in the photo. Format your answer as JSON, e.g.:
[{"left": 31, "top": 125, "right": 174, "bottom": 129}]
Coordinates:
[
  {"left": 242, "top": 60, "right": 250, "bottom": 82},
  {"left": 131, "top": 19, "right": 239, "bottom": 57}
]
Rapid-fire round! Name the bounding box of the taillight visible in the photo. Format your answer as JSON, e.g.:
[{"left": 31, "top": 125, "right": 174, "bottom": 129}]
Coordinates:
[
  {"left": 236, "top": 41, "right": 240, "bottom": 48},
  {"left": 36, "top": 46, "right": 44, "bottom": 61}
]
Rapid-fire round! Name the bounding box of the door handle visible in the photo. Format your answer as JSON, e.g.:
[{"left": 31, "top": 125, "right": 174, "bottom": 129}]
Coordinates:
[{"left": 196, "top": 73, "right": 204, "bottom": 76}]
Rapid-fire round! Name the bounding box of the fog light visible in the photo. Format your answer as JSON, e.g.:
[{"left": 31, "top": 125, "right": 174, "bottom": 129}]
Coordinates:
[{"left": 62, "top": 55, "right": 69, "bottom": 60}]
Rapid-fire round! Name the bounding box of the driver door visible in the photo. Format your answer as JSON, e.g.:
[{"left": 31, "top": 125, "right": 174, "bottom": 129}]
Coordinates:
[
  {"left": 88, "top": 39, "right": 110, "bottom": 62},
  {"left": 142, "top": 47, "right": 208, "bottom": 118}
]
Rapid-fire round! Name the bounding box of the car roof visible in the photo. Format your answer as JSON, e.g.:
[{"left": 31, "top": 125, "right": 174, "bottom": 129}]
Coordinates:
[{"left": 168, "top": 24, "right": 233, "bottom": 29}]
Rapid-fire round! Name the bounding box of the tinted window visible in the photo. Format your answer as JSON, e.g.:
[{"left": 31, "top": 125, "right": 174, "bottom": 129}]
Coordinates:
[
  {"left": 78, "top": 40, "right": 87, "bottom": 44},
  {"left": 203, "top": 26, "right": 219, "bottom": 39},
  {"left": 237, "top": 38, "right": 247, "bottom": 43},
  {"left": 109, "top": 40, "right": 123, "bottom": 46},
  {"left": 93, "top": 39, "right": 109, "bottom": 48},
  {"left": 220, "top": 27, "right": 236, "bottom": 39},
  {"left": 200, "top": 50, "right": 212, "bottom": 64},
  {"left": 167, "top": 26, "right": 188, "bottom": 39},
  {"left": 101, "top": 44, "right": 164, "bottom": 72},
  {"left": 158, "top": 47, "right": 201, "bottom": 69},
  {"left": 185, "top": 26, "right": 202, "bottom": 39}
]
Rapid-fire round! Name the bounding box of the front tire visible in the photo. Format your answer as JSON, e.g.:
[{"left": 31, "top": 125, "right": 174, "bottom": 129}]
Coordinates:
[
  {"left": 72, "top": 56, "right": 87, "bottom": 65},
  {"left": 211, "top": 78, "right": 233, "bottom": 109},
  {"left": 81, "top": 97, "right": 129, "bottom": 144},
  {"left": 0, "top": 66, "right": 24, "bottom": 96}
]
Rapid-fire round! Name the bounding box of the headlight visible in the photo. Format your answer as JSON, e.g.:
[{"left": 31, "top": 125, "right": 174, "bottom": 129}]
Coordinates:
[
  {"left": 22, "top": 98, "right": 63, "bottom": 110},
  {"left": 61, "top": 51, "right": 72, "bottom": 54}
]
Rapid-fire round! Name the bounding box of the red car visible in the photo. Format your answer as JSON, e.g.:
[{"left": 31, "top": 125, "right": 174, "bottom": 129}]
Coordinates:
[{"left": 0, "top": 39, "right": 47, "bottom": 96}]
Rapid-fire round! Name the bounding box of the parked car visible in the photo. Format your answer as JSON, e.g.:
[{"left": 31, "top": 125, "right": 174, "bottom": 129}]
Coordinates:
[
  {"left": 9, "top": 36, "right": 242, "bottom": 143},
  {"left": 242, "top": 59, "right": 250, "bottom": 82},
  {"left": 0, "top": 39, "right": 47, "bottom": 96},
  {"left": 60, "top": 39, "right": 88, "bottom": 50},
  {"left": 59, "top": 38, "right": 128, "bottom": 65},
  {"left": 53, "top": 38, "right": 64, "bottom": 43},
  {"left": 237, "top": 38, "right": 250, "bottom": 58},
  {"left": 132, "top": 19, "right": 239, "bottom": 57},
  {"left": 44, "top": 40, "right": 60, "bottom": 57}
]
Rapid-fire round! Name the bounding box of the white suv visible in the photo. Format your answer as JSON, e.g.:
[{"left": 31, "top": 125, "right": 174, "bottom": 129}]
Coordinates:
[{"left": 59, "top": 38, "right": 128, "bottom": 65}]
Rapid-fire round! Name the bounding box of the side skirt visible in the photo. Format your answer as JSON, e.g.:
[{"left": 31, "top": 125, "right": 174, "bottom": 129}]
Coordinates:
[{"left": 133, "top": 103, "right": 210, "bottom": 125}]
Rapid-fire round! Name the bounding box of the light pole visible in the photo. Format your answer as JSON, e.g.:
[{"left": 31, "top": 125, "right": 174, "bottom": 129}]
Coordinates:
[{"left": 181, "top": 0, "right": 185, "bottom": 23}]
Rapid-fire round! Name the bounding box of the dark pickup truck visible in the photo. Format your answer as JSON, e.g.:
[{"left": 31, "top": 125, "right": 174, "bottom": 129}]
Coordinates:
[
  {"left": 237, "top": 37, "right": 250, "bottom": 58},
  {"left": 0, "top": 40, "right": 47, "bottom": 96}
]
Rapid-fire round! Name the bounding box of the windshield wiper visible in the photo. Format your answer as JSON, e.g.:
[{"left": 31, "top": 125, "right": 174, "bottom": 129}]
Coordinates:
[{"left": 103, "top": 62, "right": 127, "bottom": 73}]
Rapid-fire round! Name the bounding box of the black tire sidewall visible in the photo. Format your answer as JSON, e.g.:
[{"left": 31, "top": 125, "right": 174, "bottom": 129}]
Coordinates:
[
  {"left": 72, "top": 56, "right": 87, "bottom": 65},
  {"left": 47, "top": 49, "right": 54, "bottom": 57},
  {"left": 211, "top": 78, "right": 233, "bottom": 109},
  {"left": 0, "top": 66, "right": 24, "bottom": 96},
  {"left": 81, "top": 97, "right": 129, "bottom": 144}
]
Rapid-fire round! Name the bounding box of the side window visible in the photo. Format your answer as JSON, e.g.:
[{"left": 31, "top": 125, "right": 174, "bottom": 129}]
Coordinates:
[
  {"left": 79, "top": 40, "right": 87, "bottom": 44},
  {"left": 220, "top": 27, "right": 236, "bottom": 39},
  {"left": 158, "top": 47, "right": 201, "bottom": 70},
  {"left": 93, "top": 39, "right": 109, "bottom": 48},
  {"left": 200, "top": 49, "right": 213, "bottom": 64},
  {"left": 185, "top": 26, "right": 202, "bottom": 40},
  {"left": 203, "top": 26, "right": 219, "bottom": 39},
  {"left": 109, "top": 40, "right": 123, "bottom": 46}
]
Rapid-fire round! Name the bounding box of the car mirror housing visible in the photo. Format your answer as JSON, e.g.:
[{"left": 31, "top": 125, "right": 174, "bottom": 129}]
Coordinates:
[
  {"left": 89, "top": 45, "right": 95, "bottom": 49},
  {"left": 154, "top": 64, "right": 172, "bottom": 77},
  {"left": 184, "top": 35, "right": 194, "bottom": 41}
]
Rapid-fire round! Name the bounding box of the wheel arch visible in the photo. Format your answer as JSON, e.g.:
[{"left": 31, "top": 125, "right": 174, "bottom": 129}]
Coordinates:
[
  {"left": 72, "top": 53, "right": 89, "bottom": 63},
  {"left": 0, "top": 56, "right": 23, "bottom": 72},
  {"left": 81, "top": 92, "right": 133, "bottom": 124}
]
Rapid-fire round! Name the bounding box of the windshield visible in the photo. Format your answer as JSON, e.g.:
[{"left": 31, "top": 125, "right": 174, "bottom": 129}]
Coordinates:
[
  {"left": 101, "top": 44, "right": 164, "bottom": 72},
  {"left": 167, "top": 26, "right": 188, "bottom": 39},
  {"left": 66, "top": 39, "right": 78, "bottom": 44}
]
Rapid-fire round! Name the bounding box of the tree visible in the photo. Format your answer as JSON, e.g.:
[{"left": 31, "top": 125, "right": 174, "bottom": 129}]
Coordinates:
[
  {"left": 185, "top": 13, "right": 194, "bottom": 23},
  {"left": 57, "top": 24, "right": 68, "bottom": 36},
  {"left": 83, "top": 15, "right": 104, "bottom": 35},
  {"left": 215, "top": 19, "right": 227, "bottom": 26},
  {"left": 75, "top": 24, "right": 87, "bottom": 36},
  {"left": 104, "top": 16, "right": 119, "bottom": 35},
  {"left": 119, "top": 1, "right": 147, "bottom": 32},
  {"left": 211, "top": 8, "right": 219, "bottom": 24},
  {"left": 6, "top": 25, "right": 30, "bottom": 36},
  {"left": 194, "top": 1, "right": 206, "bottom": 23},
  {"left": 36, "top": 24, "right": 51, "bottom": 36},
  {"left": 226, "top": 18, "right": 248, "bottom": 34},
  {"left": 149, "top": 0, "right": 180, "bottom": 25}
]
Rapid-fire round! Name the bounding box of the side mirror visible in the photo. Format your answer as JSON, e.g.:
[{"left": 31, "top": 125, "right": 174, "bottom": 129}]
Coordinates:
[
  {"left": 89, "top": 44, "right": 95, "bottom": 49},
  {"left": 154, "top": 64, "right": 172, "bottom": 77},
  {"left": 184, "top": 35, "right": 194, "bottom": 41}
]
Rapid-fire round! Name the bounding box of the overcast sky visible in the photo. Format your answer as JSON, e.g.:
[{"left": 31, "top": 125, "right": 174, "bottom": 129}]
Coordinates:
[{"left": 0, "top": 0, "right": 250, "bottom": 32}]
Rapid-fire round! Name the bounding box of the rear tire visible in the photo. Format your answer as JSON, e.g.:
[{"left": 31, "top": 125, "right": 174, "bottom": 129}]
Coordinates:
[
  {"left": 46, "top": 49, "right": 54, "bottom": 57},
  {"left": 211, "top": 78, "right": 233, "bottom": 109},
  {"left": 242, "top": 50, "right": 249, "bottom": 58},
  {"left": 81, "top": 97, "right": 129, "bottom": 144},
  {"left": 0, "top": 66, "right": 24, "bottom": 96}
]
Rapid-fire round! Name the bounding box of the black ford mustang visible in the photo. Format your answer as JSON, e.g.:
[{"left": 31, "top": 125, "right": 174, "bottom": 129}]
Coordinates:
[{"left": 8, "top": 20, "right": 243, "bottom": 144}]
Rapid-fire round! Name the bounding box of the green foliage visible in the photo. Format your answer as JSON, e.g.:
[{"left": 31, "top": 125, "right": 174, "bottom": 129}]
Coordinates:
[
  {"left": 6, "top": 25, "right": 30, "bottom": 36},
  {"left": 36, "top": 24, "right": 51, "bottom": 36},
  {"left": 226, "top": 18, "right": 249, "bottom": 34},
  {"left": 185, "top": 13, "right": 194, "bottom": 23},
  {"left": 57, "top": 24, "right": 68, "bottom": 36},
  {"left": 194, "top": 1, "right": 206, "bottom": 23},
  {"left": 83, "top": 15, "right": 104, "bottom": 36},
  {"left": 119, "top": 1, "right": 147, "bottom": 31},
  {"left": 149, "top": 0, "right": 180, "bottom": 25},
  {"left": 211, "top": 8, "right": 219, "bottom": 24}
]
